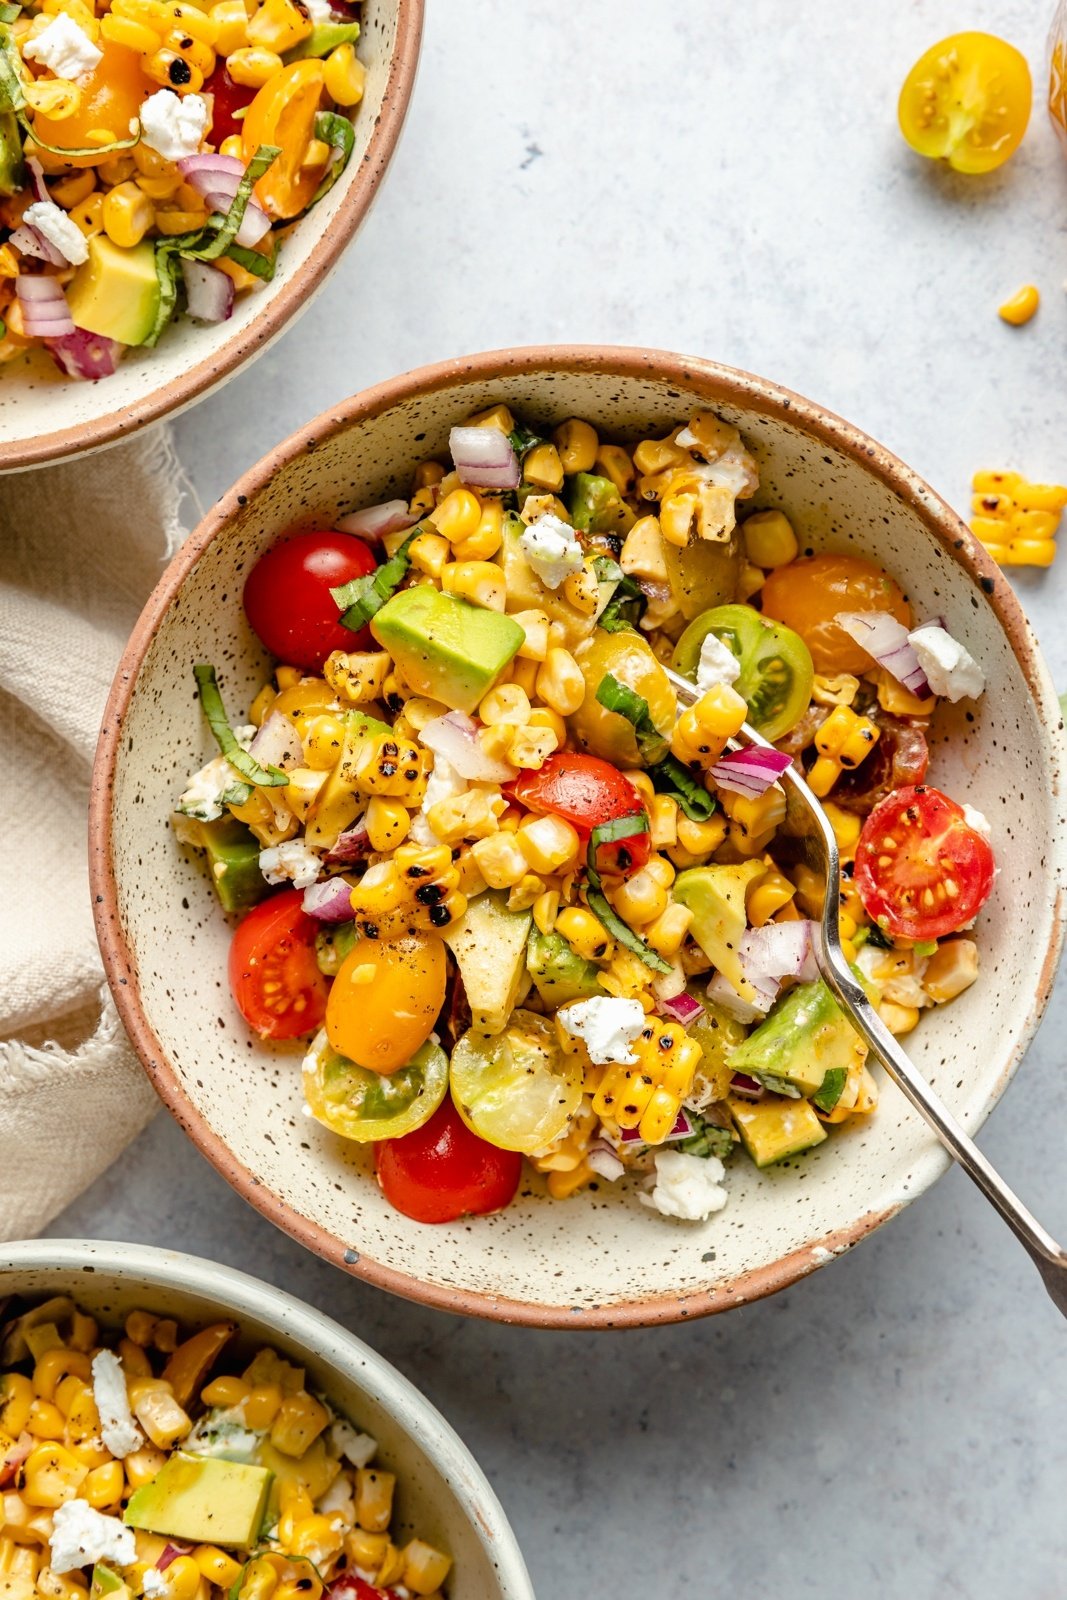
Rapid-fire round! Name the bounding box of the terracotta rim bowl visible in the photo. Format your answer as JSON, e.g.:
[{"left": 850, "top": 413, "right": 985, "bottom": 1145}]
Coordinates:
[
  {"left": 0, "top": 0, "right": 422, "bottom": 472},
  {"left": 0, "top": 1238, "right": 534, "bottom": 1599},
  {"left": 90, "top": 345, "right": 1067, "bottom": 1328}
]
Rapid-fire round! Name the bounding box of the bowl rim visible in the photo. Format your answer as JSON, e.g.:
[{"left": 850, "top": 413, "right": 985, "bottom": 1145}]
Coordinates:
[
  {"left": 0, "top": 1237, "right": 535, "bottom": 1600},
  {"left": 89, "top": 343, "right": 1067, "bottom": 1329},
  {"left": 0, "top": 0, "right": 423, "bottom": 473}
]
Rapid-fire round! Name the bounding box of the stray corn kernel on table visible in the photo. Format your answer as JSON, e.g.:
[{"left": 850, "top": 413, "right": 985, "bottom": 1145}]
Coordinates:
[{"left": 52, "top": 0, "right": 1067, "bottom": 1596}]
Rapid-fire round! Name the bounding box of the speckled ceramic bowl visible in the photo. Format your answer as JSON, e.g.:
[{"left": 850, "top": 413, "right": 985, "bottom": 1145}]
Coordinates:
[
  {"left": 90, "top": 346, "right": 1067, "bottom": 1328},
  {"left": 0, "top": 0, "right": 421, "bottom": 472},
  {"left": 0, "top": 1239, "right": 533, "bottom": 1599}
]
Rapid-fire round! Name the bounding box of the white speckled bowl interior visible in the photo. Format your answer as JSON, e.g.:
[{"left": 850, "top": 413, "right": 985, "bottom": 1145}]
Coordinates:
[
  {"left": 0, "top": 1239, "right": 533, "bottom": 1598},
  {"left": 0, "top": 0, "right": 421, "bottom": 472},
  {"left": 91, "top": 347, "right": 1067, "bottom": 1327}
]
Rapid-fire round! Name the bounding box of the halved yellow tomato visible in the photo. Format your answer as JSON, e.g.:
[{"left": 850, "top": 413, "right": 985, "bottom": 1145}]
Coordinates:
[
  {"left": 898, "top": 31, "right": 1031, "bottom": 174},
  {"left": 242, "top": 59, "right": 327, "bottom": 218},
  {"left": 326, "top": 934, "right": 447, "bottom": 1075},
  {"left": 449, "top": 1011, "right": 584, "bottom": 1154},
  {"left": 32, "top": 42, "right": 152, "bottom": 168}
]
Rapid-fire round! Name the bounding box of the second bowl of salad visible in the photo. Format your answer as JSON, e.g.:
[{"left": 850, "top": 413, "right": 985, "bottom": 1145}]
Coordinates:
[{"left": 90, "top": 346, "right": 1067, "bottom": 1326}]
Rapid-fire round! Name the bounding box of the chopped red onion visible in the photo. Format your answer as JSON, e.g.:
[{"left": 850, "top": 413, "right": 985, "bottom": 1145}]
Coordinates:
[
  {"left": 47, "top": 327, "right": 122, "bottom": 380},
  {"left": 706, "top": 970, "right": 773, "bottom": 1022},
  {"left": 156, "top": 1546, "right": 191, "bottom": 1572},
  {"left": 249, "top": 710, "right": 302, "bottom": 770},
  {"left": 729, "top": 1072, "right": 765, "bottom": 1101},
  {"left": 178, "top": 152, "right": 246, "bottom": 186},
  {"left": 620, "top": 1110, "right": 693, "bottom": 1144},
  {"left": 324, "top": 817, "right": 372, "bottom": 866},
  {"left": 16, "top": 275, "right": 73, "bottom": 338},
  {"left": 336, "top": 500, "right": 417, "bottom": 543},
  {"left": 181, "top": 258, "right": 234, "bottom": 324},
  {"left": 449, "top": 425, "right": 520, "bottom": 490},
  {"left": 709, "top": 745, "right": 792, "bottom": 797},
  {"left": 658, "top": 990, "right": 703, "bottom": 1026},
  {"left": 26, "top": 156, "right": 49, "bottom": 203},
  {"left": 739, "top": 920, "right": 820, "bottom": 987},
  {"left": 420, "top": 712, "right": 517, "bottom": 781},
  {"left": 0, "top": 1433, "right": 32, "bottom": 1489},
  {"left": 10, "top": 223, "right": 66, "bottom": 267},
  {"left": 835, "top": 610, "right": 930, "bottom": 698},
  {"left": 302, "top": 877, "right": 355, "bottom": 922},
  {"left": 587, "top": 1141, "right": 625, "bottom": 1181}
]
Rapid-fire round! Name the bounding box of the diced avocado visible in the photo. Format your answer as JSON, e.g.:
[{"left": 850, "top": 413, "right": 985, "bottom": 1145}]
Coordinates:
[
  {"left": 728, "top": 1093, "right": 827, "bottom": 1167},
  {"left": 687, "top": 991, "right": 748, "bottom": 1102},
  {"left": 568, "top": 472, "right": 637, "bottom": 536},
  {"left": 286, "top": 19, "right": 360, "bottom": 56},
  {"left": 526, "top": 927, "right": 604, "bottom": 1009},
  {"left": 444, "top": 892, "right": 531, "bottom": 1034},
  {"left": 728, "top": 979, "right": 866, "bottom": 1110},
  {"left": 315, "top": 921, "right": 358, "bottom": 976},
  {"left": 199, "top": 816, "right": 269, "bottom": 914},
  {"left": 65, "top": 236, "right": 161, "bottom": 347},
  {"left": 0, "top": 109, "right": 24, "bottom": 198},
  {"left": 124, "top": 1454, "right": 273, "bottom": 1549},
  {"left": 304, "top": 713, "right": 377, "bottom": 851},
  {"left": 371, "top": 587, "right": 523, "bottom": 715},
  {"left": 90, "top": 1569, "right": 127, "bottom": 1600},
  {"left": 672, "top": 862, "right": 766, "bottom": 1003}
]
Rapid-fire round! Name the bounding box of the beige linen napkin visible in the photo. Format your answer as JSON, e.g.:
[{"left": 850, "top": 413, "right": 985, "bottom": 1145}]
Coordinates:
[{"left": 0, "top": 428, "right": 191, "bottom": 1239}]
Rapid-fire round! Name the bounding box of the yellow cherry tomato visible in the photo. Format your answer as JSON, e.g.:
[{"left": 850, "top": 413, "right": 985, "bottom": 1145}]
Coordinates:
[
  {"left": 761, "top": 554, "right": 911, "bottom": 675},
  {"left": 898, "top": 32, "right": 1031, "bottom": 174},
  {"left": 32, "top": 42, "right": 153, "bottom": 167},
  {"left": 326, "top": 935, "right": 446, "bottom": 1075},
  {"left": 242, "top": 59, "right": 327, "bottom": 218}
]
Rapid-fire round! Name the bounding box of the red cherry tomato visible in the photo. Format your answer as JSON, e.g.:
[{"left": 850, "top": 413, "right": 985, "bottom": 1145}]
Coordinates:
[
  {"left": 243, "top": 531, "right": 377, "bottom": 671},
  {"left": 327, "top": 1577, "right": 397, "bottom": 1600},
  {"left": 375, "top": 1096, "right": 522, "bottom": 1223},
  {"left": 854, "top": 785, "right": 995, "bottom": 941},
  {"left": 510, "top": 752, "right": 650, "bottom": 876},
  {"left": 228, "top": 889, "right": 329, "bottom": 1040},
  {"left": 204, "top": 63, "right": 253, "bottom": 144}
]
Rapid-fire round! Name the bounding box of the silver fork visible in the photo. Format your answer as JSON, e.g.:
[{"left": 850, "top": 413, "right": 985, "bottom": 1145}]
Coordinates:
[{"left": 664, "top": 666, "right": 1067, "bottom": 1318}]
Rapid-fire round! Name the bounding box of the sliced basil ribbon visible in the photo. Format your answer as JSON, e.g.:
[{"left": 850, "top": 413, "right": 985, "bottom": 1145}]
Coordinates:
[
  {"left": 194, "top": 664, "right": 288, "bottom": 789},
  {"left": 331, "top": 530, "right": 419, "bottom": 632},
  {"left": 586, "top": 817, "right": 672, "bottom": 975}
]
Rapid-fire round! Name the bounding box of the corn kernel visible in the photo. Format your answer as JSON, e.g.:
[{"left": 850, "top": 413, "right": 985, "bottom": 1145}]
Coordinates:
[
  {"left": 742, "top": 508, "right": 798, "bottom": 568},
  {"left": 441, "top": 559, "right": 506, "bottom": 611},
  {"left": 594, "top": 443, "right": 634, "bottom": 496},
  {"left": 517, "top": 815, "right": 581, "bottom": 874},
  {"left": 269, "top": 1392, "right": 329, "bottom": 1457},
  {"left": 429, "top": 487, "right": 482, "bottom": 542},
  {"left": 552, "top": 418, "right": 598, "bottom": 474},
  {"left": 82, "top": 1461, "right": 124, "bottom": 1511},
  {"left": 619, "top": 514, "right": 668, "bottom": 582},
  {"left": 355, "top": 1468, "right": 395, "bottom": 1534},
  {"left": 649, "top": 793, "right": 678, "bottom": 848},
  {"left": 225, "top": 45, "right": 282, "bottom": 86},
  {"left": 555, "top": 906, "right": 613, "bottom": 962},
  {"left": 523, "top": 442, "right": 564, "bottom": 492},
  {"left": 998, "top": 284, "right": 1039, "bottom": 326},
  {"left": 323, "top": 40, "right": 365, "bottom": 105},
  {"left": 193, "top": 1548, "right": 243, "bottom": 1590},
  {"left": 469, "top": 832, "right": 529, "bottom": 890},
  {"left": 401, "top": 1541, "right": 452, "bottom": 1597},
  {"left": 535, "top": 646, "right": 584, "bottom": 716}
]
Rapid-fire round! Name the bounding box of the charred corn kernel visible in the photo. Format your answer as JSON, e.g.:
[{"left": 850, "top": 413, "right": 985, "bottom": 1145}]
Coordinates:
[
  {"left": 339, "top": 720, "right": 431, "bottom": 800},
  {"left": 643, "top": 901, "right": 693, "bottom": 958},
  {"left": 509, "top": 608, "right": 550, "bottom": 662},
  {"left": 129, "top": 1382, "right": 191, "bottom": 1450},
  {"left": 517, "top": 815, "right": 581, "bottom": 874},
  {"left": 247, "top": 0, "right": 310, "bottom": 50},
  {"left": 26, "top": 1400, "right": 65, "bottom": 1440},
  {"left": 469, "top": 832, "right": 529, "bottom": 890},
  {"left": 610, "top": 867, "right": 669, "bottom": 927},
  {"left": 807, "top": 704, "right": 880, "bottom": 797},
  {"left": 401, "top": 1541, "right": 452, "bottom": 1596},
  {"left": 523, "top": 442, "right": 564, "bottom": 492},
  {"left": 971, "top": 472, "right": 1067, "bottom": 513},
  {"left": 102, "top": 181, "right": 154, "bottom": 248},
  {"left": 923, "top": 938, "right": 979, "bottom": 1003},
  {"left": 674, "top": 812, "right": 727, "bottom": 858},
  {"left": 619, "top": 514, "right": 668, "bottom": 582},
  {"left": 364, "top": 796, "right": 411, "bottom": 853},
  {"left": 671, "top": 684, "right": 747, "bottom": 767},
  {"left": 355, "top": 1468, "right": 395, "bottom": 1534},
  {"left": 143, "top": 47, "right": 205, "bottom": 88},
  {"left": 519, "top": 491, "right": 571, "bottom": 526},
  {"left": 812, "top": 672, "right": 859, "bottom": 708},
  {"left": 998, "top": 284, "right": 1039, "bottom": 325},
  {"left": 349, "top": 843, "right": 464, "bottom": 936},
  {"left": 192, "top": 1548, "right": 243, "bottom": 1590},
  {"left": 479, "top": 683, "right": 530, "bottom": 725},
  {"left": 556, "top": 905, "right": 614, "bottom": 962},
  {"left": 160, "top": 26, "right": 215, "bottom": 72},
  {"left": 242, "top": 1384, "right": 282, "bottom": 1431},
  {"left": 742, "top": 508, "right": 797, "bottom": 567},
  {"left": 633, "top": 432, "right": 689, "bottom": 477},
  {"left": 269, "top": 1391, "right": 329, "bottom": 1458},
  {"left": 592, "top": 1018, "right": 701, "bottom": 1142},
  {"left": 429, "top": 487, "right": 482, "bottom": 542},
  {"left": 323, "top": 650, "right": 391, "bottom": 705},
  {"left": 1011, "top": 508, "right": 1059, "bottom": 538},
  {"left": 81, "top": 1460, "right": 124, "bottom": 1511},
  {"left": 719, "top": 784, "right": 786, "bottom": 843},
  {"left": 532, "top": 887, "right": 560, "bottom": 935},
  {"left": 535, "top": 646, "right": 584, "bottom": 716},
  {"left": 553, "top": 418, "right": 598, "bottom": 474},
  {"left": 649, "top": 793, "right": 679, "bottom": 848},
  {"left": 441, "top": 559, "right": 506, "bottom": 611},
  {"left": 562, "top": 560, "right": 599, "bottom": 616},
  {"left": 124, "top": 1444, "right": 167, "bottom": 1490},
  {"left": 225, "top": 45, "right": 280, "bottom": 85},
  {"left": 820, "top": 800, "right": 861, "bottom": 857},
  {"left": 593, "top": 443, "right": 634, "bottom": 497},
  {"left": 0, "top": 1375, "right": 34, "bottom": 1438},
  {"left": 237, "top": 1557, "right": 278, "bottom": 1600},
  {"left": 22, "top": 1443, "right": 89, "bottom": 1507},
  {"left": 408, "top": 485, "right": 437, "bottom": 519},
  {"left": 32, "top": 1350, "right": 90, "bottom": 1403},
  {"left": 879, "top": 1000, "right": 920, "bottom": 1036}
]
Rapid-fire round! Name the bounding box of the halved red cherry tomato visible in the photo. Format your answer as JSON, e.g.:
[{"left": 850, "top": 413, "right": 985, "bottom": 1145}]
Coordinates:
[
  {"left": 228, "top": 889, "right": 329, "bottom": 1040},
  {"left": 204, "top": 63, "right": 253, "bottom": 145},
  {"left": 243, "top": 531, "right": 377, "bottom": 671},
  {"left": 510, "top": 752, "right": 650, "bottom": 876},
  {"left": 854, "top": 785, "right": 995, "bottom": 941},
  {"left": 326, "top": 1577, "right": 397, "bottom": 1600},
  {"left": 375, "top": 1096, "right": 522, "bottom": 1224}
]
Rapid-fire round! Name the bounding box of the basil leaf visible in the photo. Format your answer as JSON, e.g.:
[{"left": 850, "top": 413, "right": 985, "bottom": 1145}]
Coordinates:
[
  {"left": 585, "top": 818, "right": 672, "bottom": 975},
  {"left": 220, "top": 780, "right": 254, "bottom": 807},
  {"left": 330, "top": 530, "right": 419, "bottom": 632},
  {"left": 194, "top": 664, "right": 289, "bottom": 789},
  {"left": 677, "top": 1113, "right": 735, "bottom": 1161},
  {"left": 596, "top": 570, "right": 645, "bottom": 634},
  {"left": 182, "top": 143, "right": 280, "bottom": 262},
  {"left": 509, "top": 422, "right": 543, "bottom": 460},
  {"left": 646, "top": 753, "right": 715, "bottom": 821},
  {"left": 226, "top": 239, "right": 277, "bottom": 282},
  {"left": 595, "top": 672, "right": 668, "bottom": 764},
  {"left": 592, "top": 555, "right": 624, "bottom": 583},
  {"left": 275, "top": 111, "right": 355, "bottom": 228}
]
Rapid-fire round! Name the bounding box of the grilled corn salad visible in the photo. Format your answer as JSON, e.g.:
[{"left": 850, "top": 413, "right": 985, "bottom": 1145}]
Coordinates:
[
  {"left": 174, "top": 407, "right": 996, "bottom": 1224},
  {"left": 0, "top": 0, "right": 362, "bottom": 376},
  {"left": 0, "top": 1297, "right": 452, "bottom": 1600}
]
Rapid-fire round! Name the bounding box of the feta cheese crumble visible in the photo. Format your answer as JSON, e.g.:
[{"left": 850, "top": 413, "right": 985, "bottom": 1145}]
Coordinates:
[
  {"left": 639, "top": 1150, "right": 729, "bottom": 1221},
  {"left": 90, "top": 1350, "right": 143, "bottom": 1459},
  {"left": 519, "top": 513, "right": 584, "bottom": 590},
  {"left": 259, "top": 839, "right": 323, "bottom": 889},
  {"left": 908, "top": 624, "right": 985, "bottom": 703},
  {"left": 23, "top": 13, "right": 102, "bottom": 79},
  {"left": 185, "top": 1407, "right": 262, "bottom": 1461},
  {"left": 696, "top": 631, "right": 741, "bottom": 693},
  {"left": 421, "top": 752, "right": 467, "bottom": 813},
  {"left": 559, "top": 995, "right": 646, "bottom": 1065},
  {"left": 329, "top": 1417, "right": 378, "bottom": 1469},
  {"left": 139, "top": 90, "right": 210, "bottom": 161},
  {"left": 963, "top": 803, "right": 992, "bottom": 839},
  {"left": 142, "top": 1571, "right": 169, "bottom": 1599},
  {"left": 21, "top": 200, "right": 88, "bottom": 266},
  {"left": 176, "top": 753, "right": 244, "bottom": 822},
  {"left": 50, "top": 1500, "right": 137, "bottom": 1574},
  {"left": 303, "top": 0, "right": 334, "bottom": 20}
]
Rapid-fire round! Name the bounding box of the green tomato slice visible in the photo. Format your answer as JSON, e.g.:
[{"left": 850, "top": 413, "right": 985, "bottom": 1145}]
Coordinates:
[
  {"left": 449, "top": 1010, "right": 583, "bottom": 1153},
  {"left": 303, "top": 1030, "right": 448, "bottom": 1142},
  {"left": 672, "top": 602, "right": 814, "bottom": 742}
]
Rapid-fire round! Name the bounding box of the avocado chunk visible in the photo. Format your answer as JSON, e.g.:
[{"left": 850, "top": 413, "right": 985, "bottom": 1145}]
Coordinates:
[
  {"left": 687, "top": 991, "right": 748, "bottom": 1102},
  {"left": 728, "top": 979, "right": 866, "bottom": 1110},
  {"left": 526, "top": 927, "right": 604, "bottom": 1009},
  {"left": 673, "top": 862, "right": 766, "bottom": 1002},
  {"left": 0, "top": 109, "right": 24, "bottom": 198},
  {"left": 444, "top": 892, "right": 531, "bottom": 1034},
  {"left": 199, "top": 816, "right": 269, "bottom": 914},
  {"left": 124, "top": 1454, "right": 273, "bottom": 1549},
  {"left": 728, "top": 1093, "right": 827, "bottom": 1167},
  {"left": 315, "top": 921, "right": 358, "bottom": 976},
  {"left": 90, "top": 1569, "right": 128, "bottom": 1600},
  {"left": 65, "top": 236, "right": 161, "bottom": 346},
  {"left": 568, "top": 472, "right": 637, "bottom": 536},
  {"left": 286, "top": 19, "right": 360, "bottom": 56},
  {"left": 371, "top": 587, "right": 523, "bottom": 715}
]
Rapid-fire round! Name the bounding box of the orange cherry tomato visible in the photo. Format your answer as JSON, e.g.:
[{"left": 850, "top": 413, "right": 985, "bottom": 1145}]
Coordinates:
[
  {"left": 32, "top": 42, "right": 154, "bottom": 168},
  {"left": 761, "top": 554, "right": 911, "bottom": 674},
  {"left": 898, "top": 32, "right": 1031, "bottom": 176},
  {"left": 242, "top": 60, "right": 327, "bottom": 219},
  {"left": 326, "top": 935, "right": 447, "bottom": 1075}
]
